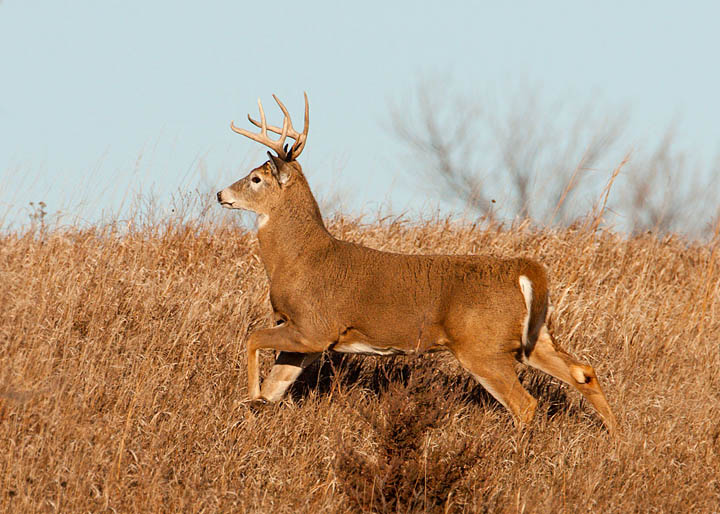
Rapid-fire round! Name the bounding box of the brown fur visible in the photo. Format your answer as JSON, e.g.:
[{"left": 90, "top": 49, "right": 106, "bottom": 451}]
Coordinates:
[{"left": 218, "top": 114, "right": 618, "bottom": 436}]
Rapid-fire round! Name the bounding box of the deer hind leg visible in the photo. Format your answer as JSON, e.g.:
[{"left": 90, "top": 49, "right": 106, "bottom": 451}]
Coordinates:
[
  {"left": 260, "top": 351, "right": 321, "bottom": 402},
  {"left": 246, "top": 324, "right": 324, "bottom": 401},
  {"left": 452, "top": 347, "right": 538, "bottom": 426},
  {"left": 525, "top": 325, "right": 618, "bottom": 436}
]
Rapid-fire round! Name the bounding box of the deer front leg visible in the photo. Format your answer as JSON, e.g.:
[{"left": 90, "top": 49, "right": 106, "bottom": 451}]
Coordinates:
[
  {"left": 260, "top": 352, "right": 322, "bottom": 402},
  {"left": 246, "top": 324, "right": 325, "bottom": 401}
]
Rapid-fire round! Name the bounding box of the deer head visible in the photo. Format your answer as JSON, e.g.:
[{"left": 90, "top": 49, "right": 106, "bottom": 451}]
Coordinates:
[{"left": 217, "top": 93, "right": 310, "bottom": 220}]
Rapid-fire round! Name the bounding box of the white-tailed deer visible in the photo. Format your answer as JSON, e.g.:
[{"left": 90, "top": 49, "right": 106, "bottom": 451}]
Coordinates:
[{"left": 217, "top": 93, "right": 618, "bottom": 435}]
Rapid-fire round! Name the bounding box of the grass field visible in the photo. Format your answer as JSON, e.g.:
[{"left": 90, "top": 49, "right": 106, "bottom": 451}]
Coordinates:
[{"left": 1, "top": 216, "right": 719, "bottom": 512}]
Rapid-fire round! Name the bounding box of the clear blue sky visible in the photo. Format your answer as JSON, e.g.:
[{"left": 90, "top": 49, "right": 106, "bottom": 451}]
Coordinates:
[{"left": 1, "top": 1, "right": 719, "bottom": 227}]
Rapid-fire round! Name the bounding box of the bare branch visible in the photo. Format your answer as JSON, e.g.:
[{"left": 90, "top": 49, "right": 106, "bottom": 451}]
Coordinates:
[
  {"left": 390, "top": 79, "right": 720, "bottom": 237},
  {"left": 391, "top": 80, "right": 627, "bottom": 224}
]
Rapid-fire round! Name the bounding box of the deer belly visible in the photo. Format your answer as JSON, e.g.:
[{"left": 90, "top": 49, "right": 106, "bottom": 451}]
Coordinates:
[{"left": 332, "top": 341, "right": 406, "bottom": 356}]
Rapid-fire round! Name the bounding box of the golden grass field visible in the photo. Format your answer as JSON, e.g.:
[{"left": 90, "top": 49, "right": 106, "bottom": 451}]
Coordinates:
[{"left": 1, "top": 216, "right": 719, "bottom": 512}]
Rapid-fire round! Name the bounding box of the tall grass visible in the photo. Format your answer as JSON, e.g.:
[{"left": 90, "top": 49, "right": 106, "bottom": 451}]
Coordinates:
[{"left": 1, "top": 214, "right": 719, "bottom": 512}]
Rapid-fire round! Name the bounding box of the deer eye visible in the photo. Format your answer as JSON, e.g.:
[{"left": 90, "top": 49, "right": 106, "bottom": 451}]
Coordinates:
[{"left": 251, "top": 176, "right": 261, "bottom": 184}]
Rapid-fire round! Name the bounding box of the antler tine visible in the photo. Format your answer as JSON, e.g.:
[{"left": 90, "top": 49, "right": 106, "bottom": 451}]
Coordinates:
[
  {"left": 247, "top": 98, "right": 298, "bottom": 138},
  {"left": 272, "top": 95, "right": 292, "bottom": 153},
  {"left": 246, "top": 93, "right": 310, "bottom": 160},
  {"left": 292, "top": 92, "right": 310, "bottom": 159},
  {"left": 257, "top": 98, "right": 267, "bottom": 136},
  {"left": 230, "top": 97, "right": 289, "bottom": 159}
]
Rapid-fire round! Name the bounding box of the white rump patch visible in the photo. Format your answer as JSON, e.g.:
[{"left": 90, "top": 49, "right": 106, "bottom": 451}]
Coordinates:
[
  {"left": 258, "top": 214, "right": 269, "bottom": 228},
  {"left": 333, "top": 342, "right": 402, "bottom": 356},
  {"left": 518, "top": 275, "right": 533, "bottom": 352}
]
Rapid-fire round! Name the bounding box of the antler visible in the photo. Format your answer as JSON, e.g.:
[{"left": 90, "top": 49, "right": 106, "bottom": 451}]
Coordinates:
[{"left": 230, "top": 93, "right": 309, "bottom": 161}]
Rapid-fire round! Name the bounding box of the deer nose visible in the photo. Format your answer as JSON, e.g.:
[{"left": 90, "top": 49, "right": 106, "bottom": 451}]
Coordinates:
[{"left": 216, "top": 191, "right": 222, "bottom": 203}]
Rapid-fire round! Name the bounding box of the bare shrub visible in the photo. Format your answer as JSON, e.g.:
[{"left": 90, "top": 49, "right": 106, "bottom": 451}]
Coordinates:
[
  {"left": 391, "top": 79, "right": 720, "bottom": 237},
  {"left": 618, "top": 128, "right": 720, "bottom": 236},
  {"left": 391, "top": 79, "right": 626, "bottom": 224}
]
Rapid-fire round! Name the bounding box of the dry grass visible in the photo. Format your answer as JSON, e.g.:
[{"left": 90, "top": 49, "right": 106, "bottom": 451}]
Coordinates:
[{"left": 1, "top": 216, "right": 719, "bottom": 512}]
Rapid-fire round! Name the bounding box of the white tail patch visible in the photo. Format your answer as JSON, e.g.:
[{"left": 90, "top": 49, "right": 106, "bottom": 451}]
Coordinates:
[{"left": 518, "top": 275, "right": 533, "bottom": 353}]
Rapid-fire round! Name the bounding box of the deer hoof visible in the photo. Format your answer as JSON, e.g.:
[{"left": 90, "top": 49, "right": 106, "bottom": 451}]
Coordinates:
[{"left": 249, "top": 397, "right": 269, "bottom": 411}]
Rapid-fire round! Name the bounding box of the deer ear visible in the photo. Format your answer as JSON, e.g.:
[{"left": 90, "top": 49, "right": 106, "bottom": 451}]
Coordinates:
[{"left": 267, "top": 152, "right": 291, "bottom": 186}]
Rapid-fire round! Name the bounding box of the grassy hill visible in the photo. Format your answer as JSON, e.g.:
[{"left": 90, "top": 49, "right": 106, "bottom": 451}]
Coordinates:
[{"left": 1, "top": 217, "right": 718, "bottom": 512}]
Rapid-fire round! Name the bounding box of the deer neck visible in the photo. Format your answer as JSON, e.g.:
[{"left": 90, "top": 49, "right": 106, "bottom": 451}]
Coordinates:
[{"left": 256, "top": 181, "right": 332, "bottom": 280}]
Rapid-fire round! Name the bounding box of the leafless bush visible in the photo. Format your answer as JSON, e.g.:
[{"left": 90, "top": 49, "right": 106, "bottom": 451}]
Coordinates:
[
  {"left": 618, "top": 128, "right": 720, "bottom": 235},
  {"left": 391, "top": 79, "right": 720, "bottom": 237}
]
